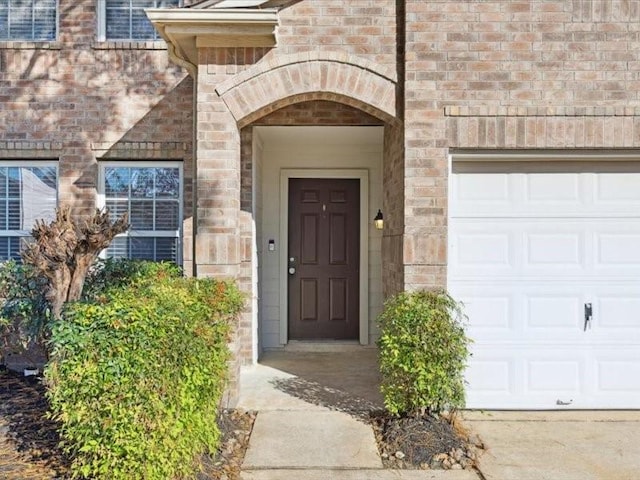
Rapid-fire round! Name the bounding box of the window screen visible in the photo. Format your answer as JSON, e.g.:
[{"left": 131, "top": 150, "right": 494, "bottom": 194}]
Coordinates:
[
  {"left": 105, "top": 0, "right": 180, "bottom": 40},
  {"left": 0, "top": 165, "right": 58, "bottom": 260},
  {"left": 0, "top": 0, "right": 57, "bottom": 41},
  {"left": 103, "top": 164, "right": 182, "bottom": 263}
]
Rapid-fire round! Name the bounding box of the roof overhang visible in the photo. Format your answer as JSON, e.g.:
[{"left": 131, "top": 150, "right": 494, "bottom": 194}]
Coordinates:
[{"left": 146, "top": 8, "right": 279, "bottom": 75}]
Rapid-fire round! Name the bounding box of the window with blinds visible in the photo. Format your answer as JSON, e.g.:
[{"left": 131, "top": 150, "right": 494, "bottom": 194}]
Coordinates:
[
  {"left": 103, "top": 0, "right": 180, "bottom": 41},
  {"left": 0, "top": 164, "right": 58, "bottom": 261},
  {"left": 101, "top": 163, "right": 182, "bottom": 263},
  {"left": 0, "top": 0, "right": 57, "bottom": 41}
]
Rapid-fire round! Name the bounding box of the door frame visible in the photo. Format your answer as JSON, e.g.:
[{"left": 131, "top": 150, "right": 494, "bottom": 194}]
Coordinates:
[{"left": 279, "top": 169, "right": 369, "bottom": 345}]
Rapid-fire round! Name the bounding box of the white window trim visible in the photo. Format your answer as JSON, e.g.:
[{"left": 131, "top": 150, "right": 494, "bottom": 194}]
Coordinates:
[
  {"left": 0, "top": 160, "right": 59, "bottom": 259},
  {"left": 96, "top": 0, "right": 183, "bottom": 42},
  {"left": 97, "top": 161, "right": 184, "bottom": 264},
  {"left": 1, "top": 0, "right": 59, "bottom": 42}
]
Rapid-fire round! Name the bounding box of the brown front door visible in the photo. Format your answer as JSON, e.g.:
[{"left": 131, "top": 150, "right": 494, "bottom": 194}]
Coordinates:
[{"left": 288, "top": 178, "right": 360, "bottom": 340}]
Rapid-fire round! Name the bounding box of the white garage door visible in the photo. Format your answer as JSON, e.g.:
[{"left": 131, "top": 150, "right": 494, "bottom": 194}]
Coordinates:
[{"left": 449, "top": 161, "right": 640, "bottom": 409}]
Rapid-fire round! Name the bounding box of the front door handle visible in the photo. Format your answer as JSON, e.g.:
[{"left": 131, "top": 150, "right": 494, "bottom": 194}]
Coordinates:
[
  {"left": 288, "top": 267, "right": 296, "bottom": 275},
  {"left": 584, "top": 303, "right": 592, "bottom": 331}
]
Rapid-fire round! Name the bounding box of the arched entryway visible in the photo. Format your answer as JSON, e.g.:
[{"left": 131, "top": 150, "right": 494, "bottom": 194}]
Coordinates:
[{"left": 219, "top": 54, "right": 403, "bottom": 361}]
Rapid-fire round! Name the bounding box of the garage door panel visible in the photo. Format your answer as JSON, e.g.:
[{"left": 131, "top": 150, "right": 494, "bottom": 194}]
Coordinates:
[
  {"left": 595, "top": 173, "right": 640, "bottom": 204},
  {"left": 455, "top": 233, "right": 512, "bottom": 267},
  {"left": 596, "top": 233, "right": 640, "bottom": 266},
  {"left": 527, "top": 295, "right": 582, "bottom": 330},
  {"left": 451, "top": 220, "right": 592, "bottom": 277},
  {"left": 453, "top": 284, "right": 588, "bottom": 342},
  {"left": 526, "top": 232, "right": 583, "bottom": 267},
  {"left": 592, "top": 290, "right": 640, "bottom": 344},
  {"left": 525, "top": 173, "right": 581, "bottom": 203},
  {"left": 456, "top": 293, "right": 512, "bottom": 331},
  {"left": 465, "top": 358, "right": 513, "bottom": 394},
  {"left": 466, "top": 346, "right": 589, "bottom": 409},
  {"left": 453, "top": 170, "right": 640, "bottom": 217},
  {"left": 458, "top": 287, "right": 640, "bottom": 344},
  {"left": 527, "top": 360, "right": 582, "bottom": 393},
  {"left": 452, "top": 172, "right": 511, "bottom": 204},
  {"left": 596, "top": 361, "right": 640, "bottom": 393},
  {"left": 590, "top": 349, "right": 640, "bottom": 407},
  {"left": 451, "top": 167, "right": 640, "bottom": 409}
]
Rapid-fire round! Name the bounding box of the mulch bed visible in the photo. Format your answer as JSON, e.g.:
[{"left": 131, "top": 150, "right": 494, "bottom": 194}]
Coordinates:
[
  {"left": 198, "top": 410, "right": 256, "bottom": 480},
  {"left": 371, "top": 410, "right": 485, "bottom": 471},
  {"left": 0, "top": 368, "right": 255, "bottom": 480},
  {"left": 0, "top": 368, "right": 69, "bottom": 479}
]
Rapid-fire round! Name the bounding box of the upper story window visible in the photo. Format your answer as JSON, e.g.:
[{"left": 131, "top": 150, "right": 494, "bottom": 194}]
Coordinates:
[
  {"left": 0, "top": 0, "right": 57, "bottom": 41},
  {"left": 98, "top": 0, "right": 181, "bottom": 41},
  {"left": 0, "top": 163, "right": 58, "bottom": 261}
]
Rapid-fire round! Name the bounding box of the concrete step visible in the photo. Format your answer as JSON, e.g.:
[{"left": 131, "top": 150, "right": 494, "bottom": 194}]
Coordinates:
[
  {"left": 242, "top": 411, "right": 381, "bottom": 470},
  {"left": 241, "top": 469, "right": 479, "bottom": 480}
]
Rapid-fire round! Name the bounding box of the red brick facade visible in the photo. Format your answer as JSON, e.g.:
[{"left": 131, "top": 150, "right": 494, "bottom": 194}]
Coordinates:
[{"left": 2, "top": 0, "right": 640, "bottom": 405}]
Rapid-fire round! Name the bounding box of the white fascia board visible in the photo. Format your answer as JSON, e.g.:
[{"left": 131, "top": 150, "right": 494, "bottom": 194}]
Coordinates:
[
  {"left": 145, "top": 8, "right": 279, "bottom": 26},
  {"left": 206, "top": 1, "right": 270, "bottom": 8}
]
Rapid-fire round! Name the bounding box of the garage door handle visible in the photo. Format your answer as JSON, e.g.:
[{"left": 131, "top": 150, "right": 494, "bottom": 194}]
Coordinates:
[{"left": 584, "top": 303, "right": 592, "bottom": 331}]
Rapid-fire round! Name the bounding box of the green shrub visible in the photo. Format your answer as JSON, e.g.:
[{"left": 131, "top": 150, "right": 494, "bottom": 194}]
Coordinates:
[
  {"left": 45, "top": 272, "right": 244, "bottom": 480},
  {"left": 377, "top": 290, "right": 470, "bottom": 416},
  {"left": 0, "top": 260, "right": 51, "bottom": 361},
  {"left": 82, "top": 258, "right": 182, "bottom": 300},
  {"left": 0, "top": 258, "right": 180, "bottom": 364}
]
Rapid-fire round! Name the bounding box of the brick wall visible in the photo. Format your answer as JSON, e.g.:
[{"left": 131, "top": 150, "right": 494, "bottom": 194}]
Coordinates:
[
  {"left": 276, "top": 0, "right": 397, "bottom": 70},
  {"left": 252, "top": 100, "right": 383, "bottom": 126},
  {"left": 403, "top": 0, "right": 640, "bottom": 291},
  {"left": 0, "top": 0, "right": 193, "bottom": 233}
]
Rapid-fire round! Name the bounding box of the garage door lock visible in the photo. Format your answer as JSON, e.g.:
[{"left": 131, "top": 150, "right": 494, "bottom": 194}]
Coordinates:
[{"left": 584, "top": 303, "right": 592, "bottom": 331}]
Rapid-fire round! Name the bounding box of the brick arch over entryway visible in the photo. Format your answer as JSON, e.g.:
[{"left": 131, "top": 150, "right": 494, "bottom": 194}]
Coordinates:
[{"left": 215, "top": 52, "right": 398, "bottom": 128}]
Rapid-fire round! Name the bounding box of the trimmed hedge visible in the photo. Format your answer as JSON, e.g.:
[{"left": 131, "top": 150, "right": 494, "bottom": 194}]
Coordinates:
[
  {"left": 45, "top": 264, "right": 244, "bottom": 480},
  {"left": 82, "top": 258, "right": 183, "bottom": 301},
  {"left": 377, "top": 290, "right": 471, "bottom": 417}
]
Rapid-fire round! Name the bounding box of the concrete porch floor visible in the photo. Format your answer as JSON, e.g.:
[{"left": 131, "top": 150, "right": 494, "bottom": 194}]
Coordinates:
[{"left": 238, "top": 348, "right": 383, "bottom": 412}]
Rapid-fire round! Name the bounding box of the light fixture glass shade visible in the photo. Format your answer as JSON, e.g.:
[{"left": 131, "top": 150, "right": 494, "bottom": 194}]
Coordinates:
[{"left": 374, "top": 209, "right": 384, "bottom": 230}]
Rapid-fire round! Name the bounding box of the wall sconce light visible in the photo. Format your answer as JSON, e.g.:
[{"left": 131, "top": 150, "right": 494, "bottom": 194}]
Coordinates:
[{"left": 374, "top": 209, "right": 384, "bottom": 230}]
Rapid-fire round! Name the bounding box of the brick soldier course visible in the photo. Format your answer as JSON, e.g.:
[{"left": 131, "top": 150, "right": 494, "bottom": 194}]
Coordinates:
[{"left": 2, "top": 0, "right": 640, "bottom": 405}]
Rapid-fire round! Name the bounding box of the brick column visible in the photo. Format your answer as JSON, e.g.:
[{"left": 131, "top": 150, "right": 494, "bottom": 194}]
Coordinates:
[
  {"left": 194, "top": 48, "right": 254, "bottom": 407},
  {"left": 402, "top": 1, "right": 449, "bottom": 291},
  {"left": 194, "top": 49, "right": 242, "bottom": 280}
]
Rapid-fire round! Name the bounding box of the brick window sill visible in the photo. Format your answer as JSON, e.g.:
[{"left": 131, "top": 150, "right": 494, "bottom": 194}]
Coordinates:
[
  {"left": 0, "top": 41, "right": 61, "bottom": 50},
  {"left": 91, "top": 41, "right": 168, "bottom": 51}
]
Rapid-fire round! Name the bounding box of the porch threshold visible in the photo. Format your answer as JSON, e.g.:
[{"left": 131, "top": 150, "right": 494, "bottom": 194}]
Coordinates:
[{"left": 280, "top": 341, "right": 377, "bottom": 353}]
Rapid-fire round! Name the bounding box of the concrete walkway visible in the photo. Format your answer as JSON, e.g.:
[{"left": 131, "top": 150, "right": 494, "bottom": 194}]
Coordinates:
[
  {"left": 237, "top": 350, "right": 640, "bottom": 480},
  {"left": 465, "top": 410, "right": 640, "bottom": 480},
  {"left": 237, "top": 350, "right": 478, "bottom": 480}
]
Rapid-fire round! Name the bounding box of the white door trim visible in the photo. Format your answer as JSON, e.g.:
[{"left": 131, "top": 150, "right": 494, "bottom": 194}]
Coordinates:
[{"left": 279, "top": 169, "right": 370, "bottom": 345}]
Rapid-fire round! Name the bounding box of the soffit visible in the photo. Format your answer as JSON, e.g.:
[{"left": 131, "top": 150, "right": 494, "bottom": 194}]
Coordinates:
[{"left": 146, "top": 7, "right": 279, "bottom": 74}]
